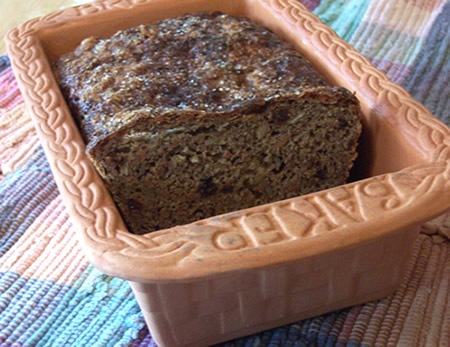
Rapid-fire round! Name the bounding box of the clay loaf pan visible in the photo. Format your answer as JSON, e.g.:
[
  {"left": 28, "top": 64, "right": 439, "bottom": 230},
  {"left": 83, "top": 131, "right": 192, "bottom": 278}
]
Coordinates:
[
  {"left": 53, "top": 12, "right": 362, "bottom": 234},
  {"left": 6, "top": 0, "right": 450, "bottom": 346}
]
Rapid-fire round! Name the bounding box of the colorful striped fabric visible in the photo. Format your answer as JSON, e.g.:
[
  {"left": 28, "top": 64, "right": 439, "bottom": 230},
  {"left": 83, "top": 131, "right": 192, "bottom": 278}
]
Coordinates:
[{"left": 1, "top": 1, "right": 449, "bottom": 346}]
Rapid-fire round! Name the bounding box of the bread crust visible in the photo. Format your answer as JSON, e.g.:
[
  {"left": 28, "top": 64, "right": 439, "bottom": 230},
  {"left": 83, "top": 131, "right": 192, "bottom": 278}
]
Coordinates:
[{"left": 54, "top": 12, "right": 331, "bottom": 143}]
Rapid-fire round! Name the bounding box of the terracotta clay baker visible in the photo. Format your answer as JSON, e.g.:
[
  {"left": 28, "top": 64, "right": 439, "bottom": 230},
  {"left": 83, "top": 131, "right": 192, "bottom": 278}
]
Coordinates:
[{"left": 6, "top": 0, "right": 450, "bottom": 346}]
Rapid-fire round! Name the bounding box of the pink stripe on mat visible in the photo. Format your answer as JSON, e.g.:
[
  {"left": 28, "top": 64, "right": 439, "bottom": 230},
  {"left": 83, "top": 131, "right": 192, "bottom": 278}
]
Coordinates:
[
  {"left": 0, "top": 68, "right": 22, "bottom": 111},
  {"left": 0, "top": 104, "right": 38, "bottom": 175},
  {"left": 336, "top": 305, "right": 362, "bottom": 345},
  {"left": 0, "top": 196, "right": 89, "bottom": 285},
  {"left": 364, "top": 0, "right": 446, "bottom": 36},
  {"left": 407, "top": 0, "right": 447, "bottom": 11}
]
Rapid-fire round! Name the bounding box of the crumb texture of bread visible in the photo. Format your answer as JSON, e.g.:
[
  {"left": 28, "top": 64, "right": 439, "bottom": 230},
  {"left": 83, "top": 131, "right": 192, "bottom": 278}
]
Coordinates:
[{"left": 54, "top": 12, "right": 362, "bottom": 234}]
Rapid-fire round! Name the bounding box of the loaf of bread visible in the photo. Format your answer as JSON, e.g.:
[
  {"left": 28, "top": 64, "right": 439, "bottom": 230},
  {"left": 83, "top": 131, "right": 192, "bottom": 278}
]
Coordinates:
[{"left": 54, "top": 12, "right": 362, "bottom": 234}]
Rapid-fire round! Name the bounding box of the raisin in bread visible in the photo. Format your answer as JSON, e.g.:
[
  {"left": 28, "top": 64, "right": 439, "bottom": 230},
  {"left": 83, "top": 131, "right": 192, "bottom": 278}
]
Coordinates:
[{"left": 54, "top": 12, "right": 362, "bottom": 234}]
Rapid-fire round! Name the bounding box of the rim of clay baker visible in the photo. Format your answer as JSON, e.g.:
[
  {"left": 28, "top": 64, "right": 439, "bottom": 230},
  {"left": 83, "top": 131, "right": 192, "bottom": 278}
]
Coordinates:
[{"left": 6, "top": 0, "right": 450, "bottom": 282}]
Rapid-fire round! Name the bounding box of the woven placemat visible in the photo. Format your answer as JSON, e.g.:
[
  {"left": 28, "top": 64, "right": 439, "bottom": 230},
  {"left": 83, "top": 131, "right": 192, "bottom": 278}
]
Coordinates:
[{"left": 1, "top": 0, "right": 449, "bottom": 346}]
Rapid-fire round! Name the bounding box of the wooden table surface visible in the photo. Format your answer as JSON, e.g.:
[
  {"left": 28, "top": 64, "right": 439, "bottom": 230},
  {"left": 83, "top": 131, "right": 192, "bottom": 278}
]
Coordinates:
[{"left": 0, "top": 0, "right": 92, "bottom": 55}]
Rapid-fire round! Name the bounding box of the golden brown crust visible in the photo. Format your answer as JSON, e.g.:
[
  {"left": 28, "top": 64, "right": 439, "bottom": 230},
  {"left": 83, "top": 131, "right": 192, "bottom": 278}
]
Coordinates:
[{"left": 54, "top": 12, "right": 330, "bottom": 144}]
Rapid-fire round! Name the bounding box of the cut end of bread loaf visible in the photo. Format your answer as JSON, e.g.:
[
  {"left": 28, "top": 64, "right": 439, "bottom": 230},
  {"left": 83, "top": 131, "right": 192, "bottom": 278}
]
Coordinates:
[{"left": 90, "top": 89, "right": 361, "bottom": 234}]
